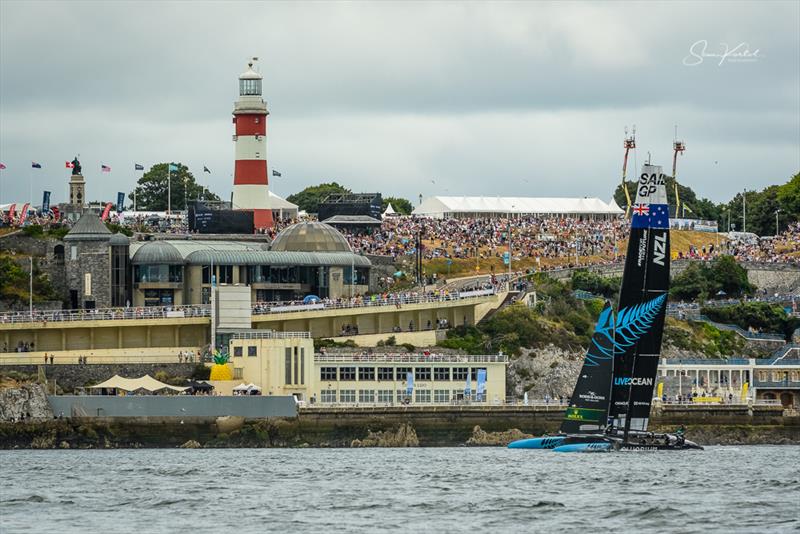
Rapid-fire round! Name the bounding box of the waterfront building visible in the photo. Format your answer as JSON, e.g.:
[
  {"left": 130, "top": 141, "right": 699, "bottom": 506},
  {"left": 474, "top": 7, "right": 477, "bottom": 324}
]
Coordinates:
[
  {"left": 227, "top": 332, "right": 508, "bottom": 405},
  {"left": 659, "top": 354, "right": 800, "bottom": 408},
  {"left": 130, "top": 222, "right": 370, "bottom": 306}
]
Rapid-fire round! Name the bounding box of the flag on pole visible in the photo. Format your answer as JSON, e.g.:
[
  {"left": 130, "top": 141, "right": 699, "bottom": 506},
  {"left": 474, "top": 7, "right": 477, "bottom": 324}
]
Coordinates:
[
  {"left": 203, "top": 166, "right": 211, "bottom": 173},
  {"left": 406, "top": 371, "right": 414, "bottom": 399},
  {"left": 272, "top": 170, "right": 281, "bottom": 177},
  {"left": 65, "top": 161, "right": 75, "bottom": 169},
  {"left": 101, "top": 164, "right": 112, "bottom": 172},
  {"left": 42, "top": 191, "right": 51, "bottom": 213},
  {"left": 31, "top": 162, "right": 42, "bottom": 169},
  {"left": 0, "top": 163, "right": 6, "bottom": 170},
  {"left": 134, "top": 163, "right": 144, "bottom": 171},
  {"left": 168, "top": 163, "right": 179, "bottom": 172},
  {"left": 116, "top": 192, "right": 125, "bottom": 213}
]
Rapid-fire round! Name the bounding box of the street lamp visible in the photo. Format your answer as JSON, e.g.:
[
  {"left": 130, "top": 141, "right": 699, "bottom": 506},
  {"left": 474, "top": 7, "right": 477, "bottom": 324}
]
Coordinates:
[{"left": 775, "top": 209, "right": 781, "bottom": 237}]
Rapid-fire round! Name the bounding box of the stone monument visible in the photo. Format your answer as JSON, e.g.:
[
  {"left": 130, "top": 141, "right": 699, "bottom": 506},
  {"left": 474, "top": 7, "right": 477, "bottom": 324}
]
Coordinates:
[{"left": 67, "top": 156, "right": 86, "bottom": 222}]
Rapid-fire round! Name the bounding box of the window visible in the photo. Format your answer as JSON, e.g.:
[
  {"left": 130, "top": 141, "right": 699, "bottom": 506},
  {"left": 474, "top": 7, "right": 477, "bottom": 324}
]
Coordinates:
[
  {"left": 434, "top": 390, "right": 450, "bottom": 403},
  {"left": 414, "top": 367, "right": 431, "bottom": 381},
  {"left": 452, "top": 390, "right": 464, "bottom": 401},
  {"left": 359, "top": 390, "right": 375, "bottom": 403},
  {"left": 340, "top": 390, "right": 356, "bottom": 403},
  {"left": 294, "top": 347, "right": 299, "bottom": 385},
  {"left": 471, "top": 368, "right": 487, "bottom": 381},
  {"left": 359, "top": 367, "right": 375, "bottom": 381},
  {"left": 397, "top": 389, "right": 409, "bottom": 403},
  {"left": 247, "top": 346, "right": 257, "bottom": 357},
  {"left": 219, "top": 265, "right": 233, "bottom": 284},
  {"left": 377, "top": 390, "right": 393, "bottom": 403},
  {"left": 320, "top": 367, "right": 337, "bottom": 381},
  {"left": 285, "top": 348, "right": 292, "bottom": 384},
  {"left": 415, "top": 390, "right": 431, "bottom": 403},
  {"left": 233, "top": 346, "right": 243, "bottom": 357},
  {"left": 397, "top": 367, "right": 412, "bottom": 381},
  {"left": 202, "top": 265, "right": 211, "bottom": 284},
  {"left": 321, "top": 390, "right": 336, "bottom": 403},
  {"left": 434, "top": 368, "right": 450, "bottom": 381},
  {"left": 453, "top": 368, "right": 469, "bottom": 381},
  {"left": 377, "top": 367, "right": 394, "bottom": 381},
  {"left": 300, "top": 348, "right": 305, "bottom": 385},
  {"left": 70, "top": 245, "right": 77, "bottom": 261},
  {"left": 233, "top": 368, "right": 243, "bottom": 379},
  {"left": 339, "top": 367, "right": 356, "bottom": 381}
]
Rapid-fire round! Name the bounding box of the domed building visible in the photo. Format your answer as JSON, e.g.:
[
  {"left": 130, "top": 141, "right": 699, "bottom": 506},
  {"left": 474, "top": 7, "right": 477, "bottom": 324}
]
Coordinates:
[
  {"left": 270, "top": 222, "right": 352, "bottom": 253},
  {"left": 128, "top": 222, "right": 370, "bottom": 306}
]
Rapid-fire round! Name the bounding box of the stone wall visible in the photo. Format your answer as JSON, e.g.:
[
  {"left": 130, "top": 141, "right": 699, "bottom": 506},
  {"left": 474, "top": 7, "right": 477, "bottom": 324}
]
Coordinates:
[
  {"left": 65, "top": 239, "right": 112, "bottom": 309},
  {"left": 0, "top": 363, "right": 198, "bottom": 393}
]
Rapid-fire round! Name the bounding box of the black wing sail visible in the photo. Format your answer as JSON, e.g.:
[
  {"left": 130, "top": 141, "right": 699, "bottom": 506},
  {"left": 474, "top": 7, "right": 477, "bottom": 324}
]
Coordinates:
[
  {"left": 609, "top": 164, "right": 671, "bottom": 434},
  {"left": 560, "top": 301, "right": 615, "bottom": 434}
]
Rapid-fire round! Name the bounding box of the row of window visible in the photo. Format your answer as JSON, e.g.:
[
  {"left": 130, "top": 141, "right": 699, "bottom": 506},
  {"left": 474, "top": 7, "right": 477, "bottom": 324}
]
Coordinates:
[
  {"left": 233, "top": 345, "right": 258, "bottom": 357},
  {"left": 319, "top": 367, "right": 487, "bottom": 382},
  {"left": 319, "top": 389, "right": 487, "bottom": 404},
  {"left": 134, "top": 265, "right": 183, "bottom": 283}
]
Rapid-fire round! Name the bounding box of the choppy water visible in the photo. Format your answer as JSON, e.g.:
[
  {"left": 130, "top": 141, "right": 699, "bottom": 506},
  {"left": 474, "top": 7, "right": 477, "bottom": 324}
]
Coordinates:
[{"left": 1, "top": 446, "right": 798, "bottom": 533}]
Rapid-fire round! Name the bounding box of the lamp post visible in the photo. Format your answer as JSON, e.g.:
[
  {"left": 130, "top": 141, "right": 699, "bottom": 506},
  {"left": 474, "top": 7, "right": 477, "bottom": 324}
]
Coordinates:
[
  {"left": 775, "top": 209, "right": 781, "bottom": 237},
  {"left": 29, "top": 256, "right": 33, "bottom": 319}
]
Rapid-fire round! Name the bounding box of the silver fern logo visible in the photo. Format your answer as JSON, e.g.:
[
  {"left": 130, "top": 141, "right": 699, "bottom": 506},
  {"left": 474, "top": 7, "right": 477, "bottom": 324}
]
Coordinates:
[{"left": 612, "top": 293, "right": 667, "bottom": 353}]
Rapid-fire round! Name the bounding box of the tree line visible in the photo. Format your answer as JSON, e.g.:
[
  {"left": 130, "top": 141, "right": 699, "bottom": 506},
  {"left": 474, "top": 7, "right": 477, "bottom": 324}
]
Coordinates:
[{"left": 614, "top": 172, "right": 799, "bottom": 236}]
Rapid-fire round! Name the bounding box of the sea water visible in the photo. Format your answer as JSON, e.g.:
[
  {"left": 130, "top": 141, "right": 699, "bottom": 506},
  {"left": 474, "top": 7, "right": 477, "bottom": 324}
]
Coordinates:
[{"left": 1, "top": 446, "right": 798, "bottom": 533}]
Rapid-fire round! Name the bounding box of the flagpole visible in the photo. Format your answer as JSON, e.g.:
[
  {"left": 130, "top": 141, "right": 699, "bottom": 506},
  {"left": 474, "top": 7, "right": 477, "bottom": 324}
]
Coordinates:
[{"left": 167, "top": 165, "right": 171, "bottom": 215}]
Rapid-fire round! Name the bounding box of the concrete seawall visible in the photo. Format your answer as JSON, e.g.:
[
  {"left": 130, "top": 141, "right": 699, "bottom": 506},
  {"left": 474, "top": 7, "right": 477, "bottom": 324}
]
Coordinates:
[{"left": 1, "top": 404, "right": 797, "bottom": 448}]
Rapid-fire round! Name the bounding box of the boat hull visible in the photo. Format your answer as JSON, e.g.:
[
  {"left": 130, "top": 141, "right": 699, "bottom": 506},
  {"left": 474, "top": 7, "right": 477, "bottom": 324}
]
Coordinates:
[
  {"left": 507, "top": 436, "right": 566, "bottom": 449},
  {"left": 552, "top": 432, "right": 703, "bottom": 452}
]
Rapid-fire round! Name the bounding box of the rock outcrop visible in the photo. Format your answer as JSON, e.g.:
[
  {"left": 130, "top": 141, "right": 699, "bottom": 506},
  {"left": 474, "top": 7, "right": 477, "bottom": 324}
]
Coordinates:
[
  {"left": 0, "top": 384, "right": 53, "bottom": 422},
  {"left": 179, "top": 439, "right": 202, "bottom": 449},
  {"left": 507, "top": 346, "right": 582, "bottom": 400},
  {"left": 466, "top": 426, "right": 533, "bottom": 446},
  {"left": 351, "top": 423, "right": 419, "bottom": 447}
]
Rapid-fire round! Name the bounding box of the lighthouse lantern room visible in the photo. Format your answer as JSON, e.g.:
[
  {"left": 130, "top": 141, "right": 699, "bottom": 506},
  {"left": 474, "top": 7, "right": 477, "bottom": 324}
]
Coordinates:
[{"left": 232, "top": 57, "right": 272, "bottom": 229}]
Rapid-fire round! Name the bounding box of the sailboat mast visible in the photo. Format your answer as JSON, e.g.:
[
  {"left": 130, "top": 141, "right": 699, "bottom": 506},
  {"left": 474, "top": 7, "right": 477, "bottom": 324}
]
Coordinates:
[
  {"left": 622, "top": 126, "right": 636, "bottom": 218},
  {"left": 672, "top": 127, "right": 686, "bottom": 218}
]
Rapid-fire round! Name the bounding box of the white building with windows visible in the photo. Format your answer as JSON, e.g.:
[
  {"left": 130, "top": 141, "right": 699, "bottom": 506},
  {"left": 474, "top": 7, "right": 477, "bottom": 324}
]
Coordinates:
[{"left": 227, "top": 332, "right": 508, "bottom": 405}]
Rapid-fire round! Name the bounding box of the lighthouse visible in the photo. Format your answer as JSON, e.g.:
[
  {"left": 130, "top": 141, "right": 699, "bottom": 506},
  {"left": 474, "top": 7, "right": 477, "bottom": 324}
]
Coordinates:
[{"left": 232, "top": 58, "right": 272, "bottom": 229}]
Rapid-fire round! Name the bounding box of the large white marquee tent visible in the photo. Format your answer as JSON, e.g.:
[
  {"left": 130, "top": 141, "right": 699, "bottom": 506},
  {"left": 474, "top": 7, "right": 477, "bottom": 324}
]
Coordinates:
[{"left": 412, "top": 196, "right": 624, "bottom": 219}]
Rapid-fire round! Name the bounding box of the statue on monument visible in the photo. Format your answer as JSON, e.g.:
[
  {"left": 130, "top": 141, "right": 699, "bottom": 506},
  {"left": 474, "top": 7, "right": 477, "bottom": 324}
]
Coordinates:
[{"left": 71, "top": 157, "right": 82, "bottom": 176}]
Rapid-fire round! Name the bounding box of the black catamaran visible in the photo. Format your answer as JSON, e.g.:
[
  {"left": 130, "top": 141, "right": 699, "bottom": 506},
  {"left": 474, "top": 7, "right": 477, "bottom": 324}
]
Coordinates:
[{"left": 509, "top": 163, "right": 701, "bottom": 452}]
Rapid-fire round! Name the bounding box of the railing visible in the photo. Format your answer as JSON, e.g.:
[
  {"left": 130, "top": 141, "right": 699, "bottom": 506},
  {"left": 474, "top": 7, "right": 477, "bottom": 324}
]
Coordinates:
[
  {"left": 231, "top": 331, "right": 312, "bottom": 340},
  {"left": 661, "top": 358, "right": 751, "bottom": 366},
  {"left": 764, "top": 344, "right": 800, "bottom": 365},
  {"left": 0, "top": 305, "right": 210, "bottom": 325},
  {"left": 251, "top": 289, "right": 497, "bottom": 316},
  {"left": 314, "top": 353, "right": 508, "bottom": 363},
  {"left": 693, "top": 316, "right": 786, "bottom": 341},
  {"left": 0, "top": 289, "right": 498, "bottom": 326}
]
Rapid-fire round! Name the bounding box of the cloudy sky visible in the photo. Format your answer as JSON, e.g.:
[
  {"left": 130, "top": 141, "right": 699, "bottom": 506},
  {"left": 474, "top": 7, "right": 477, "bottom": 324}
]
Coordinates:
[{"left": 1, "top": 1, "right": 798, "bottom": 207}]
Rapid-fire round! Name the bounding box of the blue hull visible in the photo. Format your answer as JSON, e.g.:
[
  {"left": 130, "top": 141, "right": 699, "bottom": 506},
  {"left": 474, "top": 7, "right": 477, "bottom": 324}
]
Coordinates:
[
  {"left": 507, "top": 436, "right": 566, "bottom": 449},
  {"left": 552, "top": 442, "right": 612, "bottom": 453}
]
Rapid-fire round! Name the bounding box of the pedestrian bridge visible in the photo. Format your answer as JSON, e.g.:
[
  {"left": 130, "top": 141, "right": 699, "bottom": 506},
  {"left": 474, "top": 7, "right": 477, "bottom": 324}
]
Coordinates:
[{"left": 0, "top": 289, "right": 504, "bottom": 363}]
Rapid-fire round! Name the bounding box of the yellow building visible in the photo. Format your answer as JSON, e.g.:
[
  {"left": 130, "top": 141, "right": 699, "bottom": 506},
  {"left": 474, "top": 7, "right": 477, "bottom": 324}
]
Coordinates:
[{"left": 228, "top": 332, "right": 508, "bottom": 405}]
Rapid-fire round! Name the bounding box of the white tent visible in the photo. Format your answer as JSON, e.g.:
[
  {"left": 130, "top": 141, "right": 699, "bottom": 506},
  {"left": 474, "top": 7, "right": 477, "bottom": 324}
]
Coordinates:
[
  {"left": 269, "top": 191, "right": 299, "bottom": 220},
  {"left": 232, "top": 383, "right": 250, "bottom": 391},
  {"left": 412, "top": 196, "right": 624, "bottom": 219},
  {"left": 90, "top": 374, "right": 187, "bottom": 393},
  {"left": 382, "top": 203, "right": 397, "bottom": 218}
]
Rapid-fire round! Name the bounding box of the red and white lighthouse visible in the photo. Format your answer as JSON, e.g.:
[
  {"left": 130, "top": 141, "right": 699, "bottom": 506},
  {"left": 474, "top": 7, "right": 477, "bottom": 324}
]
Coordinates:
[{"left": 232, "top": 58, "right": 272, "bottom": 229}]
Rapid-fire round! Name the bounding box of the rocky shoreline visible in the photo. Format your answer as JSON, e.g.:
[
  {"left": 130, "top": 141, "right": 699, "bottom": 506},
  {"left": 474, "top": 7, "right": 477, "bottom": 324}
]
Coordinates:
[{"left": 1, "top": 418, "right": 797, "bottom": 449}]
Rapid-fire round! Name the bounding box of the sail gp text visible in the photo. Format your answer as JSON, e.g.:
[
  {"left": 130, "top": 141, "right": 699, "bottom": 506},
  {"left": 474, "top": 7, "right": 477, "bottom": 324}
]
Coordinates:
[
  {"left": 638, "top": 172, "right": 665, "bottom": 197},
  {"left": 614, "top": 377, "right": 654, "bottom": 386}
]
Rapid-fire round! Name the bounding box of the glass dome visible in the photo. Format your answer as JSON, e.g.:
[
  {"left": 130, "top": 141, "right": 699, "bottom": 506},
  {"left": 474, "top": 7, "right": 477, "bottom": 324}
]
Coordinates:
[{"left": 270, "top": 222, "right": 353, "bottom": 253}]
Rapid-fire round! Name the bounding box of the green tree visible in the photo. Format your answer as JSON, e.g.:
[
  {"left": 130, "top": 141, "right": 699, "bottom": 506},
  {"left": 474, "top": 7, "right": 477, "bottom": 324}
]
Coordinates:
[
  {"left": 702, "top": 302, "right": 800, "bottom": 341},
  {"left": 382, "top": 197, "right": 413, "bottom": 215},
  {"left": 570, "top": 269, "right": 621, "bottom": 299},
  {"left": 776, "top": 172, "right": 800, "bottom": 229},
  {"left": 129, "top": 163, "right": 220, "bottom": 211},
  {"left": 670, "top": 255, "right": 754, "bottom": 301},
  {"left": 286, "top": 182, "right": 351, "bottom": 214}
]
